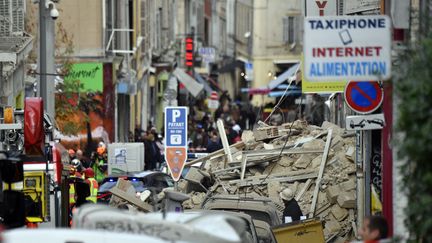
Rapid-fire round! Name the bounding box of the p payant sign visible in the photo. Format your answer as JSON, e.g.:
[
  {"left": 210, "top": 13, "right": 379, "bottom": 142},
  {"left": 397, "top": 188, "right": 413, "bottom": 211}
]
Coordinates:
[
  {"left": 304, "top": 16, "right": 391, "bottom": 81},
  {"left": 164, "top": 107, "right": 188, "bottom": 181}
]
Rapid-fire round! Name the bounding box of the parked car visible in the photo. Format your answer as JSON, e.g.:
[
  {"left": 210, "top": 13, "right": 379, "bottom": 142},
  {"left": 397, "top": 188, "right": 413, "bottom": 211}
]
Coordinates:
[
  {"left": 201, "top": 195, "right": 281, "bottom": 243},
  {"left": 72, "top": 204, "right": 246, "bottom": 243},
  {"left": 187, "top": 209, "right": 260, "bottom": 243},
  {"left": 97, "top": 171, "right": 174, "bottom": 203}
]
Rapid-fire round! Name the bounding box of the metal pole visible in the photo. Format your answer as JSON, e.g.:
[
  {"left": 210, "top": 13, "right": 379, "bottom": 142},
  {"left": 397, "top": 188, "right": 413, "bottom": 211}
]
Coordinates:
[
  {"left": 37, "top": 0, "right": 55, "bottom": 118},
  {"left": 54, "top": 186, "right": 59, "bottom": 227},
  {"left": 356, "top": 130, "right": 364, "bottom": 230},
  {"left": 364, "top": 130, "right": 372, "bottom": 216},
  {"left": 39, "top": 0, "right": 47, "bottom": 100}
]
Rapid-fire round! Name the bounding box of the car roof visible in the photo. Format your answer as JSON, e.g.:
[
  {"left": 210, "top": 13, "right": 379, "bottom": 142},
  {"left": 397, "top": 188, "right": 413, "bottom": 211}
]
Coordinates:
[
  {"left": 3, "top": 228, "right": 168, "bottom": 243},
  {"left": 105, "top": 171, "right": 165, "bottom": 178}
]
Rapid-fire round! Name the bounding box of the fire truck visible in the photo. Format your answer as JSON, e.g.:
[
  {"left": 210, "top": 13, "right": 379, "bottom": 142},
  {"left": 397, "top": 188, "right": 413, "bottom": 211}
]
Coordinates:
[{"left": 0, "top": 98, "right": 71, "bottom": 228}]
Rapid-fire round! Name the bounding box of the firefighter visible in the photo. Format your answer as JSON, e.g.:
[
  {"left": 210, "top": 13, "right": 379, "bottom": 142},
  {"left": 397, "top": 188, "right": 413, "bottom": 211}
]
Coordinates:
[
  {"left": 71, "top": 159, "right": 84, "bottom": 177},
  {"left": 92, "top": 142, "right": 107, "bottom": 183},
  {"left": 83, "top": 168, "right": 98, "bottom": 203}
]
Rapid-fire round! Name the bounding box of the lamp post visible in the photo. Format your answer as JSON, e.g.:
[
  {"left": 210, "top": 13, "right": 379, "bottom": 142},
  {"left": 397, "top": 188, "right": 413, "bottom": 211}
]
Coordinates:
[{"left": 38, "top": 0, "right": 57, "bottom": 120}]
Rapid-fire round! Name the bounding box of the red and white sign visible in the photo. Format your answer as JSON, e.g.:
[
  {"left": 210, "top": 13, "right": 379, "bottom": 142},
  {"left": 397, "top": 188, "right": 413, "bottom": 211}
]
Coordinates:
[
  {"left": 208, "top": 91, "right": 219, "bottom": 110},
  {"left": 304, "top": 16, "right": 391, "bottom": 81},
  {"left": 344, "top": 81, "right": 383, "bottom": 114},
  {"left": 210, "top": 91, "right": 218, "bottom": 100},
  {"left": 306, "top": 0, "right": 337, "bottom": 16}
]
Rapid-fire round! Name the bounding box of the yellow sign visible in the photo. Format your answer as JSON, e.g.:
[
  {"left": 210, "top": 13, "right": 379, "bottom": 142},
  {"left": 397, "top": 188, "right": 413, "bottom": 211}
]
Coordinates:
[{"left": 301, "top": 55, "right": 347, "bottom": 93}]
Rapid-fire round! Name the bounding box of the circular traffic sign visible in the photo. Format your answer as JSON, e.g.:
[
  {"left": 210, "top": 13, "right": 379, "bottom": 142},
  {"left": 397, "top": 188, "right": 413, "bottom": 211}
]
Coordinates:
[
  {"left": 344, "top": 81, "right": 383, "bottom": 114},
  {"left": 210, "top": 91, "right": 218, "bottom": 100}
]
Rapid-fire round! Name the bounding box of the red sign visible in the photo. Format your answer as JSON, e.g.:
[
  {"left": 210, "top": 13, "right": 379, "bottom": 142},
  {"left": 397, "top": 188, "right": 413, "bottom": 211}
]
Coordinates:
[
  {"left": 185, "top": 37, "right": 194, "bottom": 67},
  {"left": 165, "top": 147, "right": 187, "bottom": 181},
  {"left": 210, "top": 91, "right": 218, "bottom": 100},
  {"left": 344, "top": 81, "right": 383, "bottom": 114}
]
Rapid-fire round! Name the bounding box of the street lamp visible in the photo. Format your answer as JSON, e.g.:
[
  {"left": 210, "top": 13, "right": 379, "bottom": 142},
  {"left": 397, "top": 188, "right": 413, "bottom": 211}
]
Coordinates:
[{"left": 38, "top": 0, "right": 59, "bottom": 119}]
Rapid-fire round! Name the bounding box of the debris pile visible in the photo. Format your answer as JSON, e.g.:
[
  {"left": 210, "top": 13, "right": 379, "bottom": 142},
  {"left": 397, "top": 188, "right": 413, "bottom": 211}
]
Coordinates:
[{"left": 181, "top": 120, "right": 357, "bottom": 241}]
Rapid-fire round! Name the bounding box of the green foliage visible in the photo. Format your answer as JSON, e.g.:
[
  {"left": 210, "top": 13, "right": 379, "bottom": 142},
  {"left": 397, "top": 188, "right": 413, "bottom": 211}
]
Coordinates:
[
  {"left": 395, "top": 36, "right": 432, "bottom": 242},
  {"left": 55, "top": 78, "right": 103, "bottom": 135}
]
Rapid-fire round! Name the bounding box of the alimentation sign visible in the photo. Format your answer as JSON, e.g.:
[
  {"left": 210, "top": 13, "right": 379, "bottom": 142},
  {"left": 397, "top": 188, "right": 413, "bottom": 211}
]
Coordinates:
[{"left": 304, "top": 16, "right": 391, "bottom": 81}]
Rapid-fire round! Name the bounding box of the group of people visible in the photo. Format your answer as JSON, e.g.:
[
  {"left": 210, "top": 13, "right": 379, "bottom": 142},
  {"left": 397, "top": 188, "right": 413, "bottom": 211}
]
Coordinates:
[{"left": 67, "top": 142, "right": 108, "bottom": 220}]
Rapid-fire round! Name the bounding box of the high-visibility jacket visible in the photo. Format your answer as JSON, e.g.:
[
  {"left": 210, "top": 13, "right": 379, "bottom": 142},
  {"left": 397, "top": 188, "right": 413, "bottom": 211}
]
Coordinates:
[
  {"left": 69, "top": 183, "right": 75, "bottom": 205},
  {"left": 92, "top": 159, "right": 106, "bottom": 183},
  {"left": 86, "top": 178, "right": 99, "bottom": 203}
]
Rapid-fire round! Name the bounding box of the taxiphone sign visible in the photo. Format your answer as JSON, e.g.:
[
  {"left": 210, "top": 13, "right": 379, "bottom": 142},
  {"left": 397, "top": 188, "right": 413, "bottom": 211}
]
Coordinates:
[{"left": 304, "top": 16, "right": 391, "bottom": 81}]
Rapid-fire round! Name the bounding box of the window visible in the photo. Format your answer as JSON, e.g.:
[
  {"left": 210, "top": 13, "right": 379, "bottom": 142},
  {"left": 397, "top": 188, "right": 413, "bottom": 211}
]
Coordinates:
[{"left": 283, "top": 16, "right": 296, "bottom": 44}]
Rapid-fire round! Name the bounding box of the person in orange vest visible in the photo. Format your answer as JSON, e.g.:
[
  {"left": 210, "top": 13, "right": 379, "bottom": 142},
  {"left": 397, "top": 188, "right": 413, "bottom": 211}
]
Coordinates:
[{"left": 83, "top": 168, "right": 99, "bottom": 203}]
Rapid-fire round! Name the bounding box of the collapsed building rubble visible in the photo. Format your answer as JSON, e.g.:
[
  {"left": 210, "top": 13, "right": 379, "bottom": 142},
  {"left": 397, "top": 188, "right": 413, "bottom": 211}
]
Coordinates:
[{"left": 181, "top": 120, "right": 358, "bottom": 242}]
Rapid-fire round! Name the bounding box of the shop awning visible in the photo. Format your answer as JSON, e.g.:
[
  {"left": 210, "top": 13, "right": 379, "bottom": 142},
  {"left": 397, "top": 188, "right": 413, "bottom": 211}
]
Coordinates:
[
  {"left": 194, "top": 72, "right": 213, "bottom": 93},
  {"left": 268, "top": 88, "right": 302, "bottom": 98},
  {"left": 267, "top": 63, "right": 300, "bottom": 90},
  {"left": 173, "top": 68, "right": 204, "bottom": 98}
]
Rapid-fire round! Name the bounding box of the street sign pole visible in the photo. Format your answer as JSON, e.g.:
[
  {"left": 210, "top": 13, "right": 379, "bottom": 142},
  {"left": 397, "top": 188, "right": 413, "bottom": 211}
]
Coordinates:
[{"left": 356, "top": 130, "right": 364, "bottom": 231}]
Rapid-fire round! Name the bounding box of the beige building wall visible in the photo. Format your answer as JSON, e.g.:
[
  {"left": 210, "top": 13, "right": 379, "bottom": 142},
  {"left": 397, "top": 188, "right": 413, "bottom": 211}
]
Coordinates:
[
  {"left": 249, "top": 0, "right": 302, "bottom": 105},
  {"left": 56, "top": 0, "right": 104, "bottom": 57}
]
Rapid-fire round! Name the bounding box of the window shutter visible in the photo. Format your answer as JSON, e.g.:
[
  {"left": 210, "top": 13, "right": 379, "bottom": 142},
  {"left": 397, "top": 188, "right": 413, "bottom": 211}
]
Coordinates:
[{"left": 283, "top": 17, "right": 289, "bottom": 43}]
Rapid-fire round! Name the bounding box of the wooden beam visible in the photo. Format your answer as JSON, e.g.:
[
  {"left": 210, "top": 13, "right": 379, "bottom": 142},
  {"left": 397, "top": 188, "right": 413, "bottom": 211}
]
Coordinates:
[
  {"left": 295, "top": 179, "right": 312, "bottom": 201},
  {"left": 309, "top": 129, "right": 333, "bottom": 218},
  {"left": 240, "top": 154, "right": 248, "bottom": 180},
  {"left": 212, "top": 154, "right": 280, "bottom": 174},
  {"left": 243, "top": 148, "right": 323, "bottom": 156},
  {"left": 233, "top": 172, "right": 318, "bottom": 187},
  {"left": 228, "top": 168, "right": 318, "bottom": 185},
  {"left": 184, "top": 141, "right": 244, "bottom": 167}
]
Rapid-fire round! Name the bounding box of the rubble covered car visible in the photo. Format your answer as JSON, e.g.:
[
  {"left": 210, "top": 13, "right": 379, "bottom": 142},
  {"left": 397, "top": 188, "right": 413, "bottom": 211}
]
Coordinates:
[
  {"left": 72, "top": 204, "right": 248, "bottom": 243},
  {"left": 181, "top": 121, "right": 358, "bottom": 241}
]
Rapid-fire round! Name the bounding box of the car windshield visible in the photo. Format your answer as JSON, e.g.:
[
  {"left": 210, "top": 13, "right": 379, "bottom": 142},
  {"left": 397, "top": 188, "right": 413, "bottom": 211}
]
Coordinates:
[{"left": 98, "top": 177, "right": 146, "bottom": 193}]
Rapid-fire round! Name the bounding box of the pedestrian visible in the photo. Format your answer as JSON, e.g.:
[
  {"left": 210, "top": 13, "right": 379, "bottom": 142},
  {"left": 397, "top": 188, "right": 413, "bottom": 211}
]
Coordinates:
[
  {"left": 144, "top": 133, "right": 162, "bottom": 170},
  {"left": 206, "top": 131, "right": 223, "bottom": 153},
  {"left": 83, "top": 168, "right": 99, "bottom": 203},
  {"left": 279, "top": 188, "right": 303, "bottom": 223},
  {"left": 232, "top": 124, "right": 242, "bottom": 143},
  {"left": 353, "top": 215, "right": 390, "bottom": 242}
]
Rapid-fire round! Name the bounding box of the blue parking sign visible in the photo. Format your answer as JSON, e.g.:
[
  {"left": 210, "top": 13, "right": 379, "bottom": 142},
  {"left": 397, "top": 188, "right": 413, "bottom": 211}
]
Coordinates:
[{"left": 164, "top": 107, "right": 188, "bottom": 147}]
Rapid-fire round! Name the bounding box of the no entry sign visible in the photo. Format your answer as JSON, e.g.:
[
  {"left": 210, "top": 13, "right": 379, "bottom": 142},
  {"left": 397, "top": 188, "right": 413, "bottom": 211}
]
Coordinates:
[{"left": 344, "top": 81, "right": 383, "bottom": 114}]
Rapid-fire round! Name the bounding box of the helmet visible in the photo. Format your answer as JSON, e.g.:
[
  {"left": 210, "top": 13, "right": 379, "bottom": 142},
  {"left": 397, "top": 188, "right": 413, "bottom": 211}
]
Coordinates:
[
  {"left": 71, "top": 159, "right": 81, "bottom": 168},
  {"left": 98, "top": 141, "right": 106, "bottom": 148},
  {"left": 83, "top": 168, "right": 95, "bottom": 178},
  {"left": 279, "top": 188, "right": 294, "bottom": 201}
]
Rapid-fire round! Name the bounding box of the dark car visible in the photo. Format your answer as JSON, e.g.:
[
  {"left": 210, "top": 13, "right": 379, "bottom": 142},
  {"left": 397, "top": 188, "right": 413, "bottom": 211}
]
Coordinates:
[
  {"left": 202, "top": 195, "right": 281, "bottom": 243},
  {"left": 97, "top": 171, "right": 174, "bottom": 203}
]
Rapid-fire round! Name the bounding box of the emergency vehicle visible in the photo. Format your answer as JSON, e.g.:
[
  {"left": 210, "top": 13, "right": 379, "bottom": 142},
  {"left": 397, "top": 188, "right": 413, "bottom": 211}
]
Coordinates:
[{"left": 0, "top": 98, "right": 71, "bottom": 228}]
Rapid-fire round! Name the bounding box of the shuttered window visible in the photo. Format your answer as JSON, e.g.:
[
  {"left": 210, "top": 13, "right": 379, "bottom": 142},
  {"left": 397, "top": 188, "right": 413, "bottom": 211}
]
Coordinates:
[{"left": 283, "top": 16, "right": 295, "bottom": 44}]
